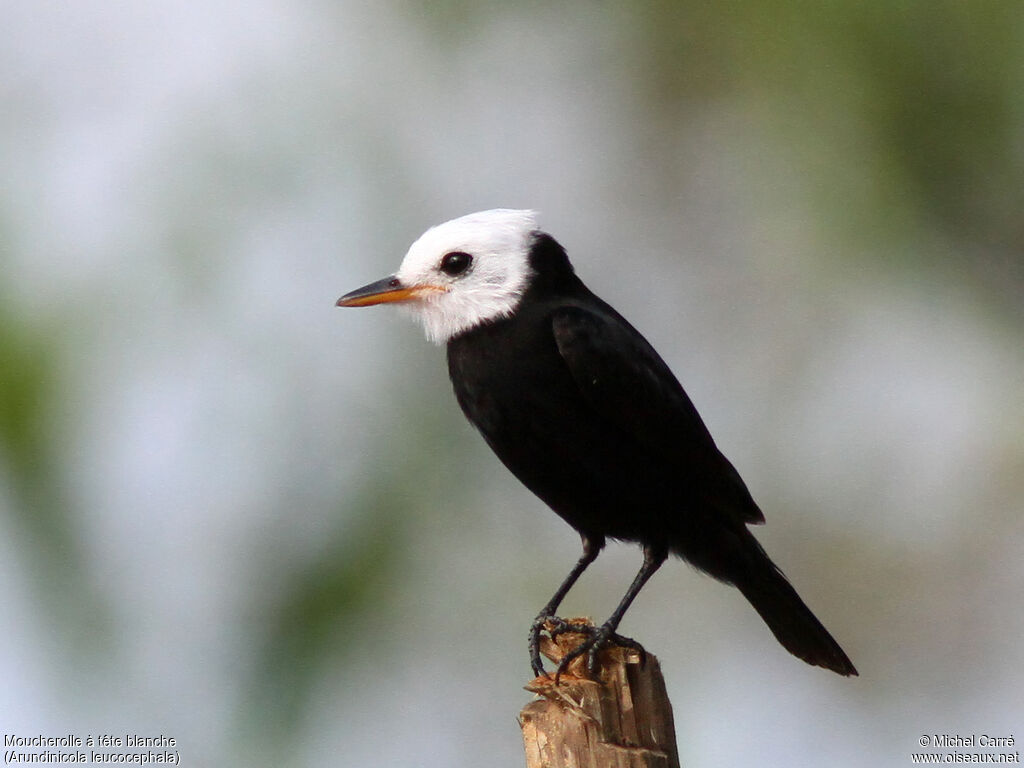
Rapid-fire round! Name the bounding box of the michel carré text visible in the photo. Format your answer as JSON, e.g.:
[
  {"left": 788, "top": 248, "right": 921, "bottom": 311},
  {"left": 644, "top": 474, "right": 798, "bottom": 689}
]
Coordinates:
[{"left": 932, "top": 735, "right": 1016, "bottom": 748}]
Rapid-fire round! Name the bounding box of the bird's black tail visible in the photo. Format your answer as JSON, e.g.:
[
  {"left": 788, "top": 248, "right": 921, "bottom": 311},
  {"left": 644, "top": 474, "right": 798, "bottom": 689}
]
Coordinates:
[{"left": 735, "top": 553, "right": 858, "bottom": 676}]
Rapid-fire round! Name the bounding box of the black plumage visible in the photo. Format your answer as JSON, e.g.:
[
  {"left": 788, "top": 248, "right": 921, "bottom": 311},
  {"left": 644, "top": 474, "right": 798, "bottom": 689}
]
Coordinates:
[{"left": 446, "top": 234, "right": 856, "bottom": 677}]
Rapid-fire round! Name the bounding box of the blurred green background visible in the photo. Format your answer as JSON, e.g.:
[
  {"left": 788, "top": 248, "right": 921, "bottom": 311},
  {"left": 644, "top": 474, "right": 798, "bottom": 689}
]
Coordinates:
[{"left": 2, "top": 2, "right": 1022, "bottom": 766}]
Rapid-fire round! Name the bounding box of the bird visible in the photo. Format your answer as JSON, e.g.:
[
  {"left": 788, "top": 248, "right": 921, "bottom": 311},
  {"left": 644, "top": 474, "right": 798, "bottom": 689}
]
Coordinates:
[{"left": 336, "top": 209, "right": 857, "bottom": 679}]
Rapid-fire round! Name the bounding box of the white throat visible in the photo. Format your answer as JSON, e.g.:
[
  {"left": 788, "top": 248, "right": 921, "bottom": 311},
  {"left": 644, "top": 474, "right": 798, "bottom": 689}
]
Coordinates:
[{"left": 396, "top": 209, "right": 539, "bottom": 344}]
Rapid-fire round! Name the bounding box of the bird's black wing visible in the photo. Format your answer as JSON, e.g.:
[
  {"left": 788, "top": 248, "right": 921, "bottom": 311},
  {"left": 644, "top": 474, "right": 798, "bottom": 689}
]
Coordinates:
[{"left": 552, "top": 304, "right": 764, "bottom": 525}]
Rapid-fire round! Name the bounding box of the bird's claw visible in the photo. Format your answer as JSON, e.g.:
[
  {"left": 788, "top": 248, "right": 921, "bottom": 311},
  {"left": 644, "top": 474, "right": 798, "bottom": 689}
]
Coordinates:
[
  {"left": 529, "top": 615, "right": 592, "bottom": 677},
  {"left": 552, "top": 622, "right": 646, "bottom": 683},
  {"left": 529, "top": 614, "right": 566, "bottom": 677},
  {"left": 530, "top": 616, "right": 647, "bottom": 683}
]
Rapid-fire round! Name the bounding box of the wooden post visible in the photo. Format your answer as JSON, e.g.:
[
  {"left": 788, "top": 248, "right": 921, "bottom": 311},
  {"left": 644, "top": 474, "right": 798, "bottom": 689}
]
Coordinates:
[{"left": 519, "top": 621, "right": 681, "bottom": 768}]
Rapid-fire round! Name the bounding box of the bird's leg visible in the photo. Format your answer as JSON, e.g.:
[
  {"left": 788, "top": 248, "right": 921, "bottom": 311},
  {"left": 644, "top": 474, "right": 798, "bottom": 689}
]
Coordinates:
[
  {"left": 529, "top": 533, "right": 604, "bottom": 677},
  {"left": 554, "top": 544, "right": 667, "bottom": 682}
]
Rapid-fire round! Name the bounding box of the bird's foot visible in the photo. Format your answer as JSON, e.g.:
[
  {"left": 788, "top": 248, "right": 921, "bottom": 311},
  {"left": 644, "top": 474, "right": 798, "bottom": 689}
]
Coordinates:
[
  {"left": 530, "top": 616, "right": 646, "bottom": 683},
  {"left": 554, "top": 621, "right": 646, "bottom": 683},
  {"left": 530, "top": 615, "right": 593, "bottom": 676},
  {"left": 529, "top": 614, "right": 565, "bottom": 678}
]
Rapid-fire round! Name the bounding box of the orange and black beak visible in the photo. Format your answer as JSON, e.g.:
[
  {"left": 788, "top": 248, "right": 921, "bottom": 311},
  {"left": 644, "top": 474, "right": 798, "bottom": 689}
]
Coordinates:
[{"left": 336, "top": 276, "right": 445, "bottom": 307}]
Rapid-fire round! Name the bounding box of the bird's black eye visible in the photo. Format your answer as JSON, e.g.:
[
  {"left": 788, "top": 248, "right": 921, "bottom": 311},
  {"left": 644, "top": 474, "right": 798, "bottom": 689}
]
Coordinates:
[{"left": 439, "top": 251, "right": 472, "bottom": 276}]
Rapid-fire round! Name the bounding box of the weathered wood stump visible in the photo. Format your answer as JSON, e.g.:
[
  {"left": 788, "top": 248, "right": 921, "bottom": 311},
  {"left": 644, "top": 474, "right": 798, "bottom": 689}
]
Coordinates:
[{"left": 519, "top": 620, "right": 681, "bottom": 768}]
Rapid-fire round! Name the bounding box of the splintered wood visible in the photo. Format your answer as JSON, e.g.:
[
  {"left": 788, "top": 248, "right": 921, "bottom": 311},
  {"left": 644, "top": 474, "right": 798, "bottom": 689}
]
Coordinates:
[{"left": 519, "top": 622, "right": 681, "bottom": 768}]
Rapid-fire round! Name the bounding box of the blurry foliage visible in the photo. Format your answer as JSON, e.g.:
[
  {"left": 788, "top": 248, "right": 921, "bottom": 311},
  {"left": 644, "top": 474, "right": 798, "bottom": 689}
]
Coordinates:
[
  {"left": 0, "top": 310, "right": 56, "bottom": 497},
  {"left": 242, "top": 499, "right": 401, "bottom": 749},
  {"left": 850, "top": 5, "right": 1023, "bottom": 250},
  {"left": 0, "top": 306, "right": 111, "bottom": 648},
  {"left": 240, "top": 396, "right": 453, "bottom": 752},
  {"left": 626, "top": 1, "right": 1024, "bottom": 311}
]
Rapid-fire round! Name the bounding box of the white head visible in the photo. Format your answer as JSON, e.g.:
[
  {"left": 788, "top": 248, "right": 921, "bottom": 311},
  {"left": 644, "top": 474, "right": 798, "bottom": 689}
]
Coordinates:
[{"left": 337, "top": 209, "right": 539, "bottom": 343}]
